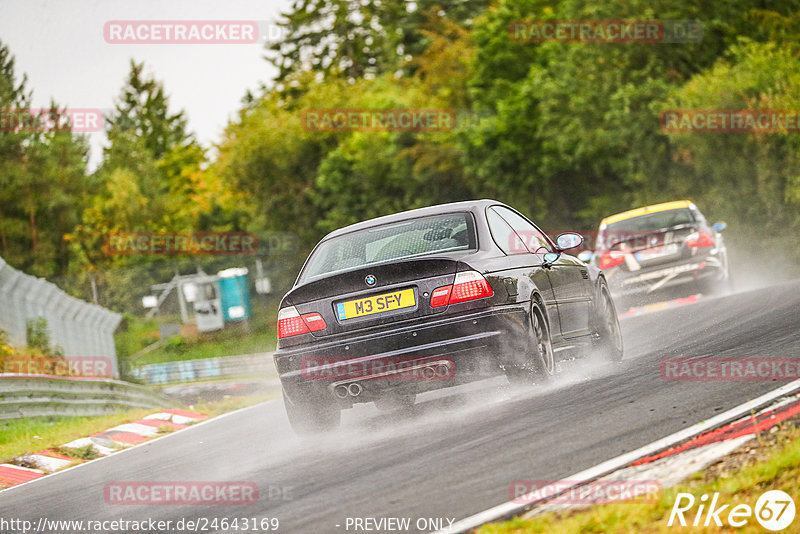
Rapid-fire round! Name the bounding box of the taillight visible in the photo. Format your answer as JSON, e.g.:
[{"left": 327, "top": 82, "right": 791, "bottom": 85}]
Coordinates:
[
  {"left": 301, "top": 312, "right": 327, "bottom": 332},
  {"left": 598, "top": 250, "right": 625, "bottom": 270},
  {"left": 686, "top": 230, "right": 714, "bottom": 248},
  {"left": 429, "top": 286, "right": 452, "bottom": 308},
  {"left": 277, "top": 307, "right": 328, "bottom": 338},
  {"left": 430, "top": 271, "right": 493, "bottom": 308}
]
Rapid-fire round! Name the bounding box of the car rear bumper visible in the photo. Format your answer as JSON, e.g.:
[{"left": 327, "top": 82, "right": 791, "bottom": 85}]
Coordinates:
[
  {"left": 274, "top": 304, "right": 529, "bottom": 407},
  {"left": 605, "top": 251, "right": 726, "bottom": 297}
]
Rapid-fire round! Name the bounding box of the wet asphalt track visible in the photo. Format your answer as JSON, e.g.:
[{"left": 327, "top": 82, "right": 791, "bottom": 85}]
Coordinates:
[{"left": 3, "top": 280, "right": 800, "bottom": 533}]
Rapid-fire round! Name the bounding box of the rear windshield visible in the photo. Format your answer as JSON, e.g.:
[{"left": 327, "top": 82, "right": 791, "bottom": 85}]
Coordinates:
[
  {"left": 605, "top": 208, "right": 695, "bottom": 233},
  {"left": 299, "top": 212, "right": 476, "bottom": 283}
]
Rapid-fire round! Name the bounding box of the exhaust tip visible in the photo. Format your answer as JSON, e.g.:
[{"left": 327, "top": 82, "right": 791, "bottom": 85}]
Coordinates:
[
  {"left": 334, "top": 385, "right": 349, "bottom": 399},
  {"left": 347, "top": 382, "right": 363, "bottom": 397}
]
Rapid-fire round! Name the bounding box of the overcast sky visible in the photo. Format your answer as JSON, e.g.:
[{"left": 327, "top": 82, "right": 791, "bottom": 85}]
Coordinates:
[{"left": 0, "top": 0, "right": 292, "bottom": 168}]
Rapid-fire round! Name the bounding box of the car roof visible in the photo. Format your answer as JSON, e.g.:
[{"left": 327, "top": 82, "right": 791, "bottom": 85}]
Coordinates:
[
  {"left": 321, "top": 199, "right": 502, "bottom": 240},
  {"left": 600, "top": 200, "right": 695, "bottom": 227}
]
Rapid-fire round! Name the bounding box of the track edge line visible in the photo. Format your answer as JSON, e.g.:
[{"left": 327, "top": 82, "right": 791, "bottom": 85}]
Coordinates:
[{"left": 437, "top": 379, "right": 800, "bottom": 533}]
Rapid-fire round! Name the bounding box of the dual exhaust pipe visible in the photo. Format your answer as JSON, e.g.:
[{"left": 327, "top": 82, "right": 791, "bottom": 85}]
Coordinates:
[
  {"left": 330, "top": 359, "right": 454, "bottom": 399},
  {"left": 334, "top": 382, "right": 363, "bottom": 399}
]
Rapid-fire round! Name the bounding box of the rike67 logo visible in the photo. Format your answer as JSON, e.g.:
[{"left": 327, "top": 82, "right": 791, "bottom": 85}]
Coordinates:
[{"left": 668, "top": 490, "right": 796, "bottom": 531}]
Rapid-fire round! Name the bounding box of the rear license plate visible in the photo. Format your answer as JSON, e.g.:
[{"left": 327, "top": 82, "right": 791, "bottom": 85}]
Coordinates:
[
  {"left": 635, "top": 243, "right": 679, "bottom": 262},
  {"left": 336, "top": 288, "right": 416, "bottom": 320}
]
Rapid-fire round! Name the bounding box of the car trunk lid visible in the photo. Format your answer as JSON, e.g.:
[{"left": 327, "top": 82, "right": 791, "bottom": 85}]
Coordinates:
[
  {"left": 284, "top": 258, "right": 462, "bottom": 338},
  {"left": 607, "top": 225, "right": 698, "bottom": 269}
]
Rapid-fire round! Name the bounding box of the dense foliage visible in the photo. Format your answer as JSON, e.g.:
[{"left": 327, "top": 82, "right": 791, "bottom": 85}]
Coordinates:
[{"left": 2, "top": 0, "right": 800, "bottom": 311}]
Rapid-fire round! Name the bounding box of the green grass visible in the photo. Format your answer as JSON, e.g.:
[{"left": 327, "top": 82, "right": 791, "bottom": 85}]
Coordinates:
[
  {"left": 133, "top": 327, "right": 277, "bottom": 365},
  {"left": 116, "top": 313, "right": 277, "bottom": 369},
  {"left": 0, "top": 408, "right": 158, "bottom": 463},
  {"left": 0, "top": 393, "right": 277, "bottom": 469},
  {"left": 479, "top": 423, "right": 800, "bottom": 534},
  {"left": 114, "top": 314, "right": 163, "bottom": 358}
]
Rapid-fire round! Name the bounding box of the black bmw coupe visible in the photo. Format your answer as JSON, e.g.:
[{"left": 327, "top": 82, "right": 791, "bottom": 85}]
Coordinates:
[{"left": 274, "top": 200, "right": 623, "bottom": 434}]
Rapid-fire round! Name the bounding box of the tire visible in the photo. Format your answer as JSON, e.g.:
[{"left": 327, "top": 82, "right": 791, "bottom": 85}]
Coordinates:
[
  {"left": 506, "top": 303, "right": 555, "bottom": 386},
  {"left": 594, "top": 281, "right": 624, "bottom": 362},
  {"left": 282, "top": 390, "right": 340, "bottom": 435}
]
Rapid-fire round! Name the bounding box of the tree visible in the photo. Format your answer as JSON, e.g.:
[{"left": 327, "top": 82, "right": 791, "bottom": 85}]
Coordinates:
[
  {"left": 212, "top": 75, "right": 339, "bottom": 251},
  {"left": 0, "top": 40, "right": 91, "bottom": 278},
  {"left": 105, "top": 60, "right": 191, "bottom": 160},
  {"left": 73, "top": 61, "right": 205, "bottom": 257},
  {"left": 660, "top": 40, "right": 800, "bottom": 262},
  {"left": 460, "top": 0, "right": 800, "bottom": 229},
  {"left": 65, "top": 61, "right": 223, "bottom": 310},
  {"left": 266, "top": 0, "right": 489, "bottom": 84}
]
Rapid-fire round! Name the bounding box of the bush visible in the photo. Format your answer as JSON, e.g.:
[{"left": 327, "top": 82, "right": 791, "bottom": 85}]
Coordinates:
[
  {"left": 0, "top": 328, "right": 15, "bottom": 358},
  {"left": 25, "top": 317, "right": 51, "bottom": 353}
]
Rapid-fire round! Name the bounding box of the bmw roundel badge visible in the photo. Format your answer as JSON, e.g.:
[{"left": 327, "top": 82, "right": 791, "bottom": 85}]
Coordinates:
[{"left": 365, "top": 275, "right": 377, "bottom": 286}]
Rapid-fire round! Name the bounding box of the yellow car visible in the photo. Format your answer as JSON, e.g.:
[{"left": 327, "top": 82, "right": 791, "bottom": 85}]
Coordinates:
[{"left": 583, "top": 200, "right": 731, "bottom": 303}]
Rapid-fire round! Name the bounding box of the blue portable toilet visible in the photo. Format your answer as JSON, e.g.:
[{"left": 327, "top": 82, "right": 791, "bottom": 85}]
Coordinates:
[{"left": 217, "top": 267, "right": 252, "bottom": 322}]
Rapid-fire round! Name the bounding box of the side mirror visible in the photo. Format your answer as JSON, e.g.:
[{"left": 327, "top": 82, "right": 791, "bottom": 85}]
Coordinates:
[
  {"left": 555, "top": 232, "right": 583, "bottom": 251},
  {"left": 711, "top": 222, "right": 727, "bottom": 232},
  {"left": 577, "top": 250, "right": 594, "bottom": 263},
  {"left": 542, "top": 252, "right": 560, "bottom": 267}
]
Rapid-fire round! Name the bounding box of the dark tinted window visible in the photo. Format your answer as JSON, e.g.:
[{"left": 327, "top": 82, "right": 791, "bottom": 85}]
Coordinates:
[
  {"left": 487, "top": 209, "right": 527, "bottom": 255},
  {"left": 299, "top": 212, "right": 475, "bottom": 282},
  {"left": 606, "top": 208, "right": 695, "bottom": 233},
  {"left": 492, "top": 206, "right": 551, "bottom": 253}
]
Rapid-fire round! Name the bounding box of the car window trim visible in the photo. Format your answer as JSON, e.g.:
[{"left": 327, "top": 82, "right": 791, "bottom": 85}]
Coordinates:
[
  {"left": 487, "top": 205, "right": 554, "bottom": 254},
  {"left": 485, "top": 206, "right": 529, "bottom": 255}
]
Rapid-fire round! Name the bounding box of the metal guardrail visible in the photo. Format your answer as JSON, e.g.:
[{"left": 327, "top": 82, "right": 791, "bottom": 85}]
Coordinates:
[
  {"left": 0, "top": 374, "right": 178, "bottom": 420},
  {"left": 131, "top": 352, "right": 276, "bottom": 385}
]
